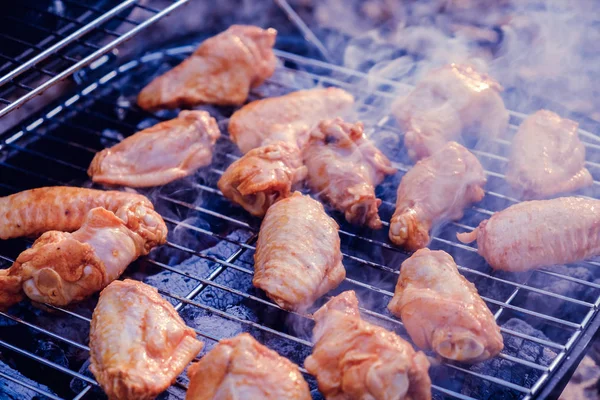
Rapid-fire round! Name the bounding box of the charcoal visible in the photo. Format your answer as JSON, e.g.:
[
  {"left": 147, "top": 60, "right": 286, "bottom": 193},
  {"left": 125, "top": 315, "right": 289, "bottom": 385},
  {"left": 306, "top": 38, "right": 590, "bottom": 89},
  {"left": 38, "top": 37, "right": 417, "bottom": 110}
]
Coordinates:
[
  {"left": 198, "top": 268, "right": 253, "bottom": 310},
  {"left": 34, "top": 340, "right": 69, "bottom": 370},
  {"left": 0, "top": 359, "right": 56, "bottom": 399}
]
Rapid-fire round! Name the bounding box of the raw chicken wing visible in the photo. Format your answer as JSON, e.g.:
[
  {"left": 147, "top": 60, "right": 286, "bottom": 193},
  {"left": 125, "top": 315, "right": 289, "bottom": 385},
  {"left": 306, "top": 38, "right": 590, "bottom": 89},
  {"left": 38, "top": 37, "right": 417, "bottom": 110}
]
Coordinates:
[
  {"left": 303, "top": 118, "right": 396, "bottom": 229},
  {"left": 388, "top": 249, "right": 503, "bottom": 363},
  {"left": 305, "top": 291, "right": 431, "bottom": 400},
  {"left": 138, "top": 25, "right": 276, "bottom": 110},
  {"left": 229, "top": 87, "right": 354, "bottom": 154},
  {"left": 90, "top": 280, "right": 203, "bottom": 400},
  {"left": 89, "top": 110, "right": 220, "bottom": 187},
  {"left": 253, "top": 192, "right": 345, "bottom": 310},
  {"left": 506, "top": 110, "right": 592, "bottom": 199},
  {"left": 389, "top": 142, "right": 486, "bottom": 250},
  {"left": 457, "top": 197, "right": 600, "bottom": 271},
  {"left": 217, "top": 141, "right": 307, "bottom": 217},
  {"left": 392, "top": 64, "right": 509, "bottom": 160},
  {"left": 186, "top": 333, "right": 310, "bottom": 400}
]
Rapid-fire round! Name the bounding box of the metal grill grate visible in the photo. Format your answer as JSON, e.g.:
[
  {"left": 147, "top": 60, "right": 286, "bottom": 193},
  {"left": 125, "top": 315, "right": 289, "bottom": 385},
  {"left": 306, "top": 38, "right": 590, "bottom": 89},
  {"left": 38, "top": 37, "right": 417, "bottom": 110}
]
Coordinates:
[{"left": 1, "top": 44, "right": 600, "bottom": 399}]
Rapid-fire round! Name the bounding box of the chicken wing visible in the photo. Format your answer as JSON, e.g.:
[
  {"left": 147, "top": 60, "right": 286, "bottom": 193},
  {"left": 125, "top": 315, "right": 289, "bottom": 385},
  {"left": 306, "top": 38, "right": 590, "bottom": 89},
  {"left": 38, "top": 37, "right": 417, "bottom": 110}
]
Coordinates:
[
  {"left": 457, "top": 197, "right": 600, "bottom": 272},
  {"left": 186, "top": 333, "right": 310, "bottom": 400},
  {"left": 90, "top": 280, "right": 203, "bottom": 400},
  {"left": 217, "top": 141, "right": 307, "bottom": 217},
  {"left": 389, "top": 142, "right": 486, "bottom": 250},
  {"left": 253, "top": 192, "right": 345, "bottom": 311},
  {"left": 229, "top": 87, "right": 355, "bottom": 154},
  {"left": 506, "top": 110, "right": 592, "bottom": 199},
  {"left": 89, "top": 110, "right": 220, "bottom": 187},
  {"left": 0, "top": 187, "right": 152, "bottom": 239},
  {"left": 0, "top": 204, "right": 167, "bottom": 309},
  {"left": 392, "top": 64, "right": 509, "bottom": 160},
  {"left": 303, "top": 118, "right": 396, "bottom": 229},
  {"left": 305, "top": 291, "right": 431, "bottom": 400},
  {"left": 388, "top": 249, "right": 503, "bottom": 363},
  {"left": 138, "top": 25, "right": 277, "bottom": 110}
]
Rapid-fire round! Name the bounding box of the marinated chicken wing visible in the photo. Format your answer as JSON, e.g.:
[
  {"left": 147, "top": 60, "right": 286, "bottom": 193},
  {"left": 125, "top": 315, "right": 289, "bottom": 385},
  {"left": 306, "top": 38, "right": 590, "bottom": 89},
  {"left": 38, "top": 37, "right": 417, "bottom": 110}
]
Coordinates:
[
  {"left": 389, "top": 142, "right": 486, "bottom": 250},
  {"left": 253, "top": 192, "right": 345, "bottom": 311},
  {"left": 138, "top": 25, "right": 276, "bottom": 110},
  {"left": 0, "top": 204, "right": 167, "bottom": 309},
  {"left": 229, "top": 87, "right": 355, "bottom": 154},
  {"left": 90, "top": 280, "right": 203, "bottom": 400},
  {"left": 218, "top": 141, "right": 307, "bottom": 217},
  {"left": 305, "top": 291, "right": 431, "bottom": 400},
  {"left": 303, "top": 118, "right": 396, "bottom": 229},
  {"left": 89, "top": 111, "right": 220, "bottom": 187},
  {"left": 186, "top": 333, "right": 310, "bottom": 400},
  {"left": 392, "top": 64, "right": 509, "bottom": 160},
  {"left": 388, "top": 249, "right": 503, "bottom": 363},
  {"left": 457, "top": 197, "right": 600, "bottom": 272},
  {"left": 0, "top": 187, "right": 152, "bottom": 239},
  {"left": 506, "top": 110, "right": 592, "bottom": 199}
]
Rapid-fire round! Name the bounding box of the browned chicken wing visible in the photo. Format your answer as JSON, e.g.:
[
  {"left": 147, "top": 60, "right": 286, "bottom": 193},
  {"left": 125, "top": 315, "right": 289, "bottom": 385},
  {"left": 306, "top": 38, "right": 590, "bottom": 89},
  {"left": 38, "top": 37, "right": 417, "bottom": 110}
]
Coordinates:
[
  {"left": 388, "top": 249, "right": 503, "bottom": 363},
  {"left": 0, "top": 187, "right": 152, "bottom": 239},
  {"left": 253, "top": 192, "right": 345, "bottom": 311},
  {"left": 89, "top": 110, "right": 220, "bottom": 187},
  {"left": 90, "top": 280, "right": 203, "bottom": 400},
  {"left": 229, "top": 87, "right": 355, "bottom": 154},
  {"left": 217, "top": 141, "right": 307, "bottom": 217},
  {"left": 305, "top": 291, "right": 431, "bottom": 400},
  {"left": 392, "top": 64, "right": 509, "bottom": 160},
  {"left": 389, "top": 142, "right": 486, "bottom": 250},
  {"left": 457, "top": 197, "right": 600, "bottom": 272},
  {"left": 138, "top": 25, "right": 276, "bottom": 110},
  {"left": 506, "top": 110, "right": 592, "bottom": 199},
  {"left": 303, "top": 118, "right": 396, "bottom": 229},
  {"left": 186, "top": 333, "right": 311, "bottom": 400}
]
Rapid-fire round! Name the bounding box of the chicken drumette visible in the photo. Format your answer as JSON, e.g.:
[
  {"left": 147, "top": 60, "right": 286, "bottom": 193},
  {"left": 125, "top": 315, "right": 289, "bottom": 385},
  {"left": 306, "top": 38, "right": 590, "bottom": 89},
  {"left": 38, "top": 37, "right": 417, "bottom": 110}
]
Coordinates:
[
  {"left": 303, "top": 118, "right": 396, "bottom": 229},
  {"left": 305, "top": 291, "right": 432, "bottom": 400},
  {"left": 89, "top": 110, "right": 220, "bottom": 187}
]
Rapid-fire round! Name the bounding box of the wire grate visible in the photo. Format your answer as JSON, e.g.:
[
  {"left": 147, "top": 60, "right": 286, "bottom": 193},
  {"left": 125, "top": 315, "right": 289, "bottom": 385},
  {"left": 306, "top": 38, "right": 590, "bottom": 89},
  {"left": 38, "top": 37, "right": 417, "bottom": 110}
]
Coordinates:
[{"left": 1, "top": 45, "right": 600, "bottom": 399}]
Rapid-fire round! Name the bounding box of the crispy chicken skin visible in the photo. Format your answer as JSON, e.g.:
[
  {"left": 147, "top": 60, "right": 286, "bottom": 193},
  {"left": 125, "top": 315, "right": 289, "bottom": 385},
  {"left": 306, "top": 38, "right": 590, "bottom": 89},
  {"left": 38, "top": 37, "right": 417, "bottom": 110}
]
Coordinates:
[
  {"left": 186, "top": 333, "right": 311, "bottom": 400},
  {"left": 138, "top": 25, "right": 277, "bottom": 110},
  {"left": 388, "top": 249, "right": 503, "bottom": 363},
  {"left": 217, "top": 141, "right": 307, "bottom": 217},
  {"left": 253, "top": 192, "right": 345, "bottom": 311},
  {"left": 392, "top": 64, "right": 509, "bottom": 160},
  {"left": 229, "top": 88, "right": 355, "bottom": 154},
  {"left": 0, "top": 187, "right": 152, "bottom": 239},
  {"left": 506, "top": 110, "right": 592, "bottom": 199},
  {"left": 89, "top": 111, "right": 220, "bottom": 187},
  {"left": 389, "top": 142, "right": 486, "bottom": 250},
  {"left": 303, "top": 118, "right": 396, "bottom": 229},
  {"left": 0, "top": 205, "right": 167, "bottom": 309},
  {"left": 90, "top": 280, "right": 203, "bottom": 400},
  {"left": 457, "top": 197, "right": 600, "bottom": 272},
  {"left": 305, "top": 291, "right": 431, "bottom": 400}
]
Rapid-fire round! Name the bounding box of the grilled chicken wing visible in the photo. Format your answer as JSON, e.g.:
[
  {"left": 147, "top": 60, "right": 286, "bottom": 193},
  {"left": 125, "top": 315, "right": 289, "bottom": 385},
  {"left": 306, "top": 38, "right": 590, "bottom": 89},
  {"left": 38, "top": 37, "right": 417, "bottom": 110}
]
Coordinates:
[
  {"left": 457, "top": 197, "right": 600, "bottom": 272},
  {"left": 229, "top": 87, "right": 355, "bottom": 154},
  {"left": 392, "top": 64, "right": 508, "bottom": 160},
  {"left": 217, "top": 141, "right": 307, "bottom": 217},
  {"left": 89, "top": 111, "right": 220, "bottom": 187},
  {"left": 305, "top": 291, "right": 431, "bottom": 400},
  {"left": 0, "top": 187, "right": 152, "bottom": 239},
  {"left": 253, "top": 192, "right": 345, "bottom": 311},
  {"left": 389, "top": 142, "right": 486, "bottom": 250},
  {"left": 90, "top": 280, "right": 203, "bottom": 400},
  {"left": 138, "top": 25, "right": 276, "bottom": 110},
  {"left": 186, "top": 333, "right": 310, "bottom": 400},
  {"left": 0, "top": 204, "right": 167, "bottom": 309},
  {"left": 388, "top": 249, "right": 503, "bottom": 363},
  {"left": 506, "top": 110, "right": 592, "bottom": 199},
  {"left": 303, "top": 118, "right": 396, "bottom": 229}
]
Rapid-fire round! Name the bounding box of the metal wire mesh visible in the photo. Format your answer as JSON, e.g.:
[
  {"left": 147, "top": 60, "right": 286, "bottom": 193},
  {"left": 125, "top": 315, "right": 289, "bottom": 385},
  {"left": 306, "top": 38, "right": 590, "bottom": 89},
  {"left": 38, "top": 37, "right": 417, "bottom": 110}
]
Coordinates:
[{"left": 1, "top": 44, "right": 600, "bottom": 399}]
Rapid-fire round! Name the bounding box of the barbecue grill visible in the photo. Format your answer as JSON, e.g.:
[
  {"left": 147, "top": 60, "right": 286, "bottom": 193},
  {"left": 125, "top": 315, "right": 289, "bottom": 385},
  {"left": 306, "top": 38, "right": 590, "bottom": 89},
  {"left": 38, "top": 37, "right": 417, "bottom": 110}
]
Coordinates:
[{"left": 2, "top": 1, "right": 600, "bottom": 399}]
